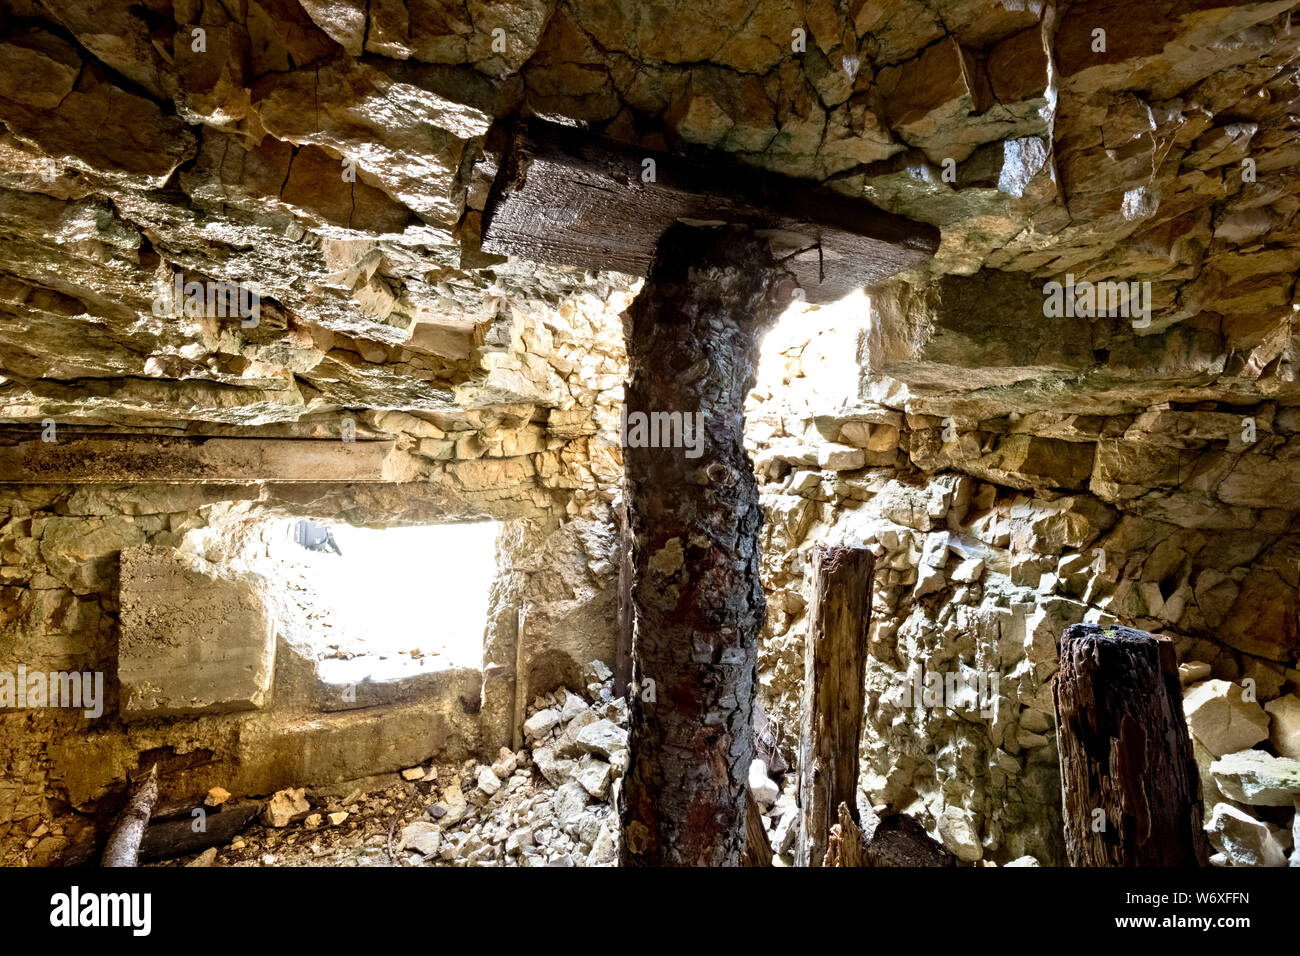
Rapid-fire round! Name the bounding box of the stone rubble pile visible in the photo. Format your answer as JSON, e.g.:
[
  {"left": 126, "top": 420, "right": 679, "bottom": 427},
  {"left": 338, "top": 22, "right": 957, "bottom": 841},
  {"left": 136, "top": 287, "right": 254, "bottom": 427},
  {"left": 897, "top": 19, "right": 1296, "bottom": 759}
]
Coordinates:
[
  {"left": 393, "top": 660, "right": 627, "bottom": 867},
  {"left": 747, "top": 757, "right": 800, "bottom": 863},
  {"left": 1181, "top": 672, "right": 1300, "bottom": 867}
]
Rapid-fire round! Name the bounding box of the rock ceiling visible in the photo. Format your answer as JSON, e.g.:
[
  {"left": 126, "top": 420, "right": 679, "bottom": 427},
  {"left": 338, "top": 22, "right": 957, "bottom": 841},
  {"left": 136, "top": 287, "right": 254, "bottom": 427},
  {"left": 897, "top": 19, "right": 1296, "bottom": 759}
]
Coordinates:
[{"left": 0, "top": 0, "right": 1298, "bottom": 437}]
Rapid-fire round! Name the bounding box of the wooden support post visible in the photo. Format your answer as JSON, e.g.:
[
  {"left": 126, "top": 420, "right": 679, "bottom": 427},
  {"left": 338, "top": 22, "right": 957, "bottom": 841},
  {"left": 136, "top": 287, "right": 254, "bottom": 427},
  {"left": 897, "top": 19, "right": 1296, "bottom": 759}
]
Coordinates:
[
  {"left": 101, "top": 764, "right": 158, "bottom": 867},
  {"left": 614, "top": 493, "right": 634, "bottom": 700},
  {"left": 618, "top": 223, "right": 793, "bottom": 867},
  {"left": 797, "top": 545, "right": 875, "bottom": 867},
  {"left": 1053, "top": 623, "right": 1210, "bottom": 866}
]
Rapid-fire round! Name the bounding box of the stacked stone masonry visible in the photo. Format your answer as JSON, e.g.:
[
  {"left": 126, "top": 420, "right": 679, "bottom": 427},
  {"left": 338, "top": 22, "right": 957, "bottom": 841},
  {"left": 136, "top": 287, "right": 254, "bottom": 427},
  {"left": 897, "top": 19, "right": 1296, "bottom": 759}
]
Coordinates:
[{"left": 1, "top": 0, "right": 1300, "bottom": 866}]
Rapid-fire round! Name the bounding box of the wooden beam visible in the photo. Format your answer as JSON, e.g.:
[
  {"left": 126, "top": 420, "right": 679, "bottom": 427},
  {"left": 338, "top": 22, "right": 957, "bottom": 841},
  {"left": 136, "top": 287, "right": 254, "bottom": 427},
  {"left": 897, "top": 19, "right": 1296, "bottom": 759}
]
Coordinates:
[
  {"left": 138, "top": 803, "right": 259, "bottom": 862},
  {"left": 1053, "top": 624, "right": 1210, "bottom": 866},
  {"left": 797, "top": 545, "right": 874, "bottom": 867},
  {"left": 482, "top": 120, "right": 939, "bottom": 304},
  {"left": 0, "top": 436, "right": 398, "bottom": 483}
]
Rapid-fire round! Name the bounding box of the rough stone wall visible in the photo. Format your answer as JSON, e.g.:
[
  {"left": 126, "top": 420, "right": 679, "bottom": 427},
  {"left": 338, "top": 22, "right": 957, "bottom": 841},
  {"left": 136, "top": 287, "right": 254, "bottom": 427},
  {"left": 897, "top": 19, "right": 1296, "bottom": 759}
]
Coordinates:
[
  {"left": 747, "top": 295, "right": 1299, "bottom": 865},
  {"left": 3, "top": 0, "right": 1300, "bottom": 868},
  {"left": 0, "top": 287, "right": 630, "bottom": 864}
]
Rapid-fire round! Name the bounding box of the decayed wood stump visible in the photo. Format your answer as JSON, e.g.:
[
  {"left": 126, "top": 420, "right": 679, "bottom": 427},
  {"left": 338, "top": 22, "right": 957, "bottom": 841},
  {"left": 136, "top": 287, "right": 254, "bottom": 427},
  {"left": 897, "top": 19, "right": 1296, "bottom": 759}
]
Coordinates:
[
  {"left": 797, "top": 545, "right": 874, "bottom": 867},
  {"left": 1053, "top": 624, "right": 1210, "bottom": 866},
  {"left": 618, "top": 223, "right": 793, "bottom": 866},
  {"left": 823, "top": 801, "right": 956, "bottom": 867}
]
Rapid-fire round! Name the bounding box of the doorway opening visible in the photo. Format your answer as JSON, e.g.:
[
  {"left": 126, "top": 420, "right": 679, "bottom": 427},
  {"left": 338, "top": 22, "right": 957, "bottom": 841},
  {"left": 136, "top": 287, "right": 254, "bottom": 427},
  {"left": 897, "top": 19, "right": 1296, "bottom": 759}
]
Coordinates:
[{"left": 261, "top": 518, "right": 503, "bottom": 685}]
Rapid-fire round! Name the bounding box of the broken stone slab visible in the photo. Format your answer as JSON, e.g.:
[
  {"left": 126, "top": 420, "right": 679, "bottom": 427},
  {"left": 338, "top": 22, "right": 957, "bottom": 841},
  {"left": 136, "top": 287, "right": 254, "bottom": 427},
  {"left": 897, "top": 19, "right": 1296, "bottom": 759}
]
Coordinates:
[
  {"left": 1178, "top": 661, "right": 1212, "bottom": 685},
  {"left": 574, "top": 718, "right": 627, "bottom": 760},
  {"left": 523, "top": 708, "right": 561, "bottom": 741},
  {"left": 476, "top": 765, "right": 502, "bottom": 797},
  {"left": 1205, "top": 803, "right": 1289, "bottom": 867},
  {"left": 1183, "top": 679, "right": 1270, "bottom": 757},
  {"left": 747, "top": 759, "right": 779, "bottom": 808},
  {"left": 1264, "top": 695, "right": 1300, "bottom": 759},
  {"left": 555, "top": 708, "right": 599, "bottom": 758},
  {"left": 490, "top": 747, "right": 519, "bottom": 779},
  {"left": 575, "top": 755, "right": 611, "bottom": 800},
  {"left": 583, "top": 659, "right": 613, "bottom": 684},
  {"left": 505, "top": 827, "right": 534, "bottom": 854},
  {"left": 553, "top": 781, "right": 591, "bottom": 831},
  {"left": 531, "top": 746, "right": 576, "bottom": 788},
  {"left": 398, "top": 821, "right": 442, "bottom": 857},
  {"left": 559, "top": 690, "right": 589, "bottom": 722},
  {"left": 1210, "top": 750, "right": 1300, "bottom": 807},
  {"left": 118, "top": 546, "right": 276, "bottom": 718},
  {"left": 434, "top": 778, "right": 467, "bottom": 826},
  {"left": 262, "top": 788, "right": 311, "bottom": 828},
  {"left": 817, "top": 443, "right": 866, "bottom": 471},
  {"left": 951, "top": 557, "right": 985, "bottom": 583}
]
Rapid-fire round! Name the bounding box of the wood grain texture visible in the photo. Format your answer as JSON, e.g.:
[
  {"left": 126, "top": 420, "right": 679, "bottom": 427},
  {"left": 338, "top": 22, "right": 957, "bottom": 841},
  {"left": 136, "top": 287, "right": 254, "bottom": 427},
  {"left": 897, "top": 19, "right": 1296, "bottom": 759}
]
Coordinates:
[
  {"left": 482, "top": 120, "right": 939, "bottom": 303},
  {"left": 797, "top": 545, "right": 874, "bottom": 867},
  {"left": 617, "top": 224, "right": 789, "bottom": 866},
  {"left": 1053, "top": 623, "right": 1210, "bottom": 867}
]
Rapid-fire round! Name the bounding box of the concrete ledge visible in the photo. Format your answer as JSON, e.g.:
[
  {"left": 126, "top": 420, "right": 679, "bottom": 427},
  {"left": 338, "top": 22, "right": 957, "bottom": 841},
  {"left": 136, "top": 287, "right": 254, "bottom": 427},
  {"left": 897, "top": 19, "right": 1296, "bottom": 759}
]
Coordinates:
[{"left": 0, "top": 436, "right": 399, "bottom": 483}]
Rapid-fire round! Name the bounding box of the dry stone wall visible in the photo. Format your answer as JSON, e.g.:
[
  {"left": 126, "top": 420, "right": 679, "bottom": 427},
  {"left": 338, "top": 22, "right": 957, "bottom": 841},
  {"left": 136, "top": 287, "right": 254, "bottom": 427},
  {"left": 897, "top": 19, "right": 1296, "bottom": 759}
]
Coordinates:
[{"left": 747, "top": 296, "right": 1300, "bottom": 866}]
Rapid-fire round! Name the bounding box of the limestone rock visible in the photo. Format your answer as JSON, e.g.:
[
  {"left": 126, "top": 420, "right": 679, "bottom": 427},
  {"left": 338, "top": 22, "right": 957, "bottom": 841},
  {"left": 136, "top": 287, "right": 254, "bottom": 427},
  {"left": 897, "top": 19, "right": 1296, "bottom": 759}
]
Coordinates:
[
  {"left": 523, "top": 708, "right": 561, "bottom": 741},
  {"left": 575, "top": 755, "right": 611, "bottom": 800},
  {"left": 1210, "top": 750, "right": 1300, "bottom": 807},
  {"left": 262, "top": 788, "right": 310, "bottom": 828},
  {"left": 1205, "top": 803, "right": 1288, "bottom": 867},
  {"left": 399, "top": 821, "right": 443, "bottom": 857},
  {"left": 1183, "top": 680, "right": 1270, "bottom": 757},
  {"left": 1264, "top": 695, "right": 1300, "bottom": 759},
  {"left": 1178, "top": 661, "right": 1212, "bottom": 686},
  {"left": 491, "top": 747, "right": 519, "bottom": 779},
  {"left": 574, "top": 718, "right": 626, "bottom": 760}
]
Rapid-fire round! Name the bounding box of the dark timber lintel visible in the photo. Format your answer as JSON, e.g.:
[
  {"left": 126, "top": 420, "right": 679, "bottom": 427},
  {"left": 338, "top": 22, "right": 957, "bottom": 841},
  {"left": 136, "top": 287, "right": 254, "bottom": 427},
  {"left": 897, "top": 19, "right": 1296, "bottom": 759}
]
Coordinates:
[{"left": 481, "top": 120, "right": 940, "bottom": 303}]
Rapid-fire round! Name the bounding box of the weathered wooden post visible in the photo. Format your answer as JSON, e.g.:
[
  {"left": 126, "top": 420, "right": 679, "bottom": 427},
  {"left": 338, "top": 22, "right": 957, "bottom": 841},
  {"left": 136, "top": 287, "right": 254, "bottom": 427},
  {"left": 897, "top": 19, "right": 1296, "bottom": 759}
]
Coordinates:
[
  {"left": 1053, "top": 623, "right": 1210, "bottom": 866},
  {"left": 796, "top": 545, "right": 875, "bottom": 867},
  {"left": 615, "top": 222, "right": 790, "bottom": 865},
  {"left": 480, "top": 119, "right": 937, "bottom": 865}
]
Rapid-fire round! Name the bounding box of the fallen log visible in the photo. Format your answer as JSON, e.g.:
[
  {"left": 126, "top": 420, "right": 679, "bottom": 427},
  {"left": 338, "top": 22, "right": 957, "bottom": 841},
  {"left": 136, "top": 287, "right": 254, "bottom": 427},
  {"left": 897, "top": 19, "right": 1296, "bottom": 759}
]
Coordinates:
[
  {"left": 138, "top": 802, "right": 259, "bottom": 863},
  {"left": 101, "top": 765, "right": 158, "bottom": 867},
  {"left": 1053, "top": 623, "right": 1210, "bottom": 866},
  {"left": 823, "top": 801, "right": 956, "bottom": 867}
]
